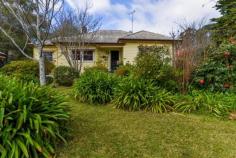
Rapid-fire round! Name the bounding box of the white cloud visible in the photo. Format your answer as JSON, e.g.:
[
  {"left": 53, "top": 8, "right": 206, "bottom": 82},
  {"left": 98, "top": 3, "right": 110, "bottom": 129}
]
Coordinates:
[
  {"left": 66, "top": 0, "right": 220, "bottom": 35},
  {"left": 66, "top": 0, "right": 111, "bottom": 12}
]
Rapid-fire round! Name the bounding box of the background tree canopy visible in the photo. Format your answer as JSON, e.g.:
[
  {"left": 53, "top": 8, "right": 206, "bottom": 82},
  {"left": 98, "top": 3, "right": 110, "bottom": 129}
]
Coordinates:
[
  {"left": 211, "top": 0, "right": 236, "bottom": 44},
  {"left": 0, "top": 1, "right": 34, "bottom": 58}
]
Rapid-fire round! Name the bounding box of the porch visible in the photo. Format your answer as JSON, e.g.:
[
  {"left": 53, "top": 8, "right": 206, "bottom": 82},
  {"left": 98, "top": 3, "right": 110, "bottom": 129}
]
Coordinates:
[{"left": 96, "top": 45, "right": 123, "bottom": 71}]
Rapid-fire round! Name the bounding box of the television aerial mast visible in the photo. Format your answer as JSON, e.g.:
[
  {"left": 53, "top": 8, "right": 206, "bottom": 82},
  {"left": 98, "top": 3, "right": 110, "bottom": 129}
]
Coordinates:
[{"left": 129, "top": 10, "right": 136, "bottom": 33}]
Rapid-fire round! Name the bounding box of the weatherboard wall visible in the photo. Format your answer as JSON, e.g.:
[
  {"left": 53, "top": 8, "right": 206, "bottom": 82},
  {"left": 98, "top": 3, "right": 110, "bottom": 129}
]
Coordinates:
[
  {"left": 122, "top": 40, "right": 173, "bottom": 64},
  {"left": 33, "top": 40, "right": 173, "bottom": 72}
]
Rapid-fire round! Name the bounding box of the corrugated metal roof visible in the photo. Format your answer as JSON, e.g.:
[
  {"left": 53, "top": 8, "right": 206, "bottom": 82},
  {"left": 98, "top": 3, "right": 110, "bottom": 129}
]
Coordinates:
[
  {"left": 50, "top": 30, "right": 174, "bottom": 44},
  {"left": 92, "top": 30, "right": 130, "bottom": 43},
  {"left": 119, "top": 30, "right": 172, "bottom": 41}
]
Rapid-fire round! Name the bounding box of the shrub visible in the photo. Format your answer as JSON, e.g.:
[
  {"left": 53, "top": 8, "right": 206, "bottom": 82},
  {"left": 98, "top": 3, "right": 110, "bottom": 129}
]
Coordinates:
[
  {"left": 156, "top": 65, "right": 182, "bottom": 91},
  {"left": 0, "top": 75, "right": 70, "bottom": 157},
  {"left": 1, "top": 60, "right": 38, "bottom": 76},
  {"left": 174, "top": 91, "right": 236, "bottom": 117},
  {"left": 45, "top": 60, "right": 56, "bottom": 74},
  {"left": 133, "top": 45, "right": 181, "bottom": 91},
  {"left": 46, "top": 75, "right": 54, "bottom": 85},
  {"left": 149, "top": 89, "right": 176, "bottom": 113},
  {"left": 84, "top": 64, "right": 108, "bottom": 73},
  {"left": 0, "top": 60, "right": 55, "bottom": 83},
  {"left": 113, "top": 77, "right": 175, "bottom": 113},
  {"left": 74, "top": 70, "right": 118, "bottom": 104},
  {"left": 53, "top": 66, "right": 78, "bottom": 86},
  {"left": 13, "top": 73, "right": 39, "bottom": 83},
  {"left": 114, "top": 64, "right": 133, "bottom": 76},
  {"left": 192, "top": 42, "right": 236, "bottom": 92}
]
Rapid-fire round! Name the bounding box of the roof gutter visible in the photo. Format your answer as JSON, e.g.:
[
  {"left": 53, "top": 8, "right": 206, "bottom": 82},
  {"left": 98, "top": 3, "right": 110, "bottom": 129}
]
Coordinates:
[{"left": 119, "top": 38, "right": 181, "bottom": 41}]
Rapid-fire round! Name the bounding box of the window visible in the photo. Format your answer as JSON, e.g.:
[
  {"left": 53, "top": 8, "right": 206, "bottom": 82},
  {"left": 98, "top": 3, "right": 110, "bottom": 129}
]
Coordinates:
[
  {"left": 43, "top": 52, "right": 53, "bottom": 61},
  {"left": 84, "top": 50, "right": 93, "bottom": 61},
  {"left": 71, "top": 49, "right": 94, "bottom": 61}
]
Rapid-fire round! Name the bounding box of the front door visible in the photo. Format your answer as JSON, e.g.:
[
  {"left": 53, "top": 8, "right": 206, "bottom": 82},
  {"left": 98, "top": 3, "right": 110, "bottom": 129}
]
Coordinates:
[{"left": 110, "top": 51, "right": 119, "bottom": 71}]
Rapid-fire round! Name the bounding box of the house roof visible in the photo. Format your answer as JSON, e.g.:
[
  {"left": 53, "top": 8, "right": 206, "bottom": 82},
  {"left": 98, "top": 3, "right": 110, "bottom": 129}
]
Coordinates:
[
  {"left": 92, "top": 30, "right": 130, "bottom": 43},
  {"left": 50, "top": 30, "right": 174, "bottom": 44},
  {"left": 119, "top": 30, "right": 172, "bottom": 41}
]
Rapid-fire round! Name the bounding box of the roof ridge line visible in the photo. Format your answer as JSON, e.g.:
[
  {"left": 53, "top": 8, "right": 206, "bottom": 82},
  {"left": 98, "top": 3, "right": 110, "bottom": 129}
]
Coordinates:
[
  {"left": 98, "top": 29, "right": 129, "bottom": 32},
  {"left": 121, "top": 30, "right": 144, "bottom": 38}
]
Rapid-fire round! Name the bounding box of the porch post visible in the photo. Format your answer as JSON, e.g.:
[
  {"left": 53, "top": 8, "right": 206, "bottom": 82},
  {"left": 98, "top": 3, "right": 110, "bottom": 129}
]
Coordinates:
[{"left": 108, "top": 50, "right": 111, "bottom": 72}]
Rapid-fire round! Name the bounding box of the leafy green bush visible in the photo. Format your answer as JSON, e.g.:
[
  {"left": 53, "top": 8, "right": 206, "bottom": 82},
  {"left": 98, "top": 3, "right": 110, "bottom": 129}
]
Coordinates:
[
  {"left": 45, "top": 60, "right": 56, "bottom": 74},
  {"left": 0, "top": 75, "right": 70, "bottom": 157},
  {"left": 84, "top": 64, "right": 108, "bottom": 73},
  {"left": 53, "top": 66, "right": 78, "bottom": 86},
  {"left": 192, "top": 43, "right": 236, "bottom": 92},
  {"left": 74, "top": 70, "right": 118, "bottom": 104},
  {"left": 174, "top": 91, "right": 236, "bottom": 117},
  {"left": 113, "top": 77, "right": 175, "bottom": 113},
  {"left": 114, "top": 64, "right": 133, "bottom": 76},
  {"left": 1, "top": 60, "right": 38, "bottom": 76},
  {"left": 46, "top": 75, "right": 54, "bottom": 85},
  {"left": 134, "top": 45, "right": 181, "bottom": 91},
  {"left": 0, "top": 60, "right": 55, "bottom": 83},
  {"left": 149, "top": 90, "right": 176, "bottom": 113},
  {"left": 15, "top": 73, "right": 40, "bottom": 83}
]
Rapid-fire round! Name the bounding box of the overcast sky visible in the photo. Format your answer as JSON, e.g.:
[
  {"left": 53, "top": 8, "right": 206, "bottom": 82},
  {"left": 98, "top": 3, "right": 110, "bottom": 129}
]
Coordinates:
[{"left": 65, "top": 0, "right": 220, "bottom": 35}]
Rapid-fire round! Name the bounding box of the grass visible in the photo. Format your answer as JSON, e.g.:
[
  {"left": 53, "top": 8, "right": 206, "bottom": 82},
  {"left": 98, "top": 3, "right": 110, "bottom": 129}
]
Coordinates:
[{"left": 57, "top": 87, "right": 236, "bottom": 158}]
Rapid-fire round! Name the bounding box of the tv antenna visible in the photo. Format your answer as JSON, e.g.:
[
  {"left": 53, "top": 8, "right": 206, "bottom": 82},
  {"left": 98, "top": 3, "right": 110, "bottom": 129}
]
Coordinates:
[{"left": 129, "top": 10, "right": 136, "bottom": 33}]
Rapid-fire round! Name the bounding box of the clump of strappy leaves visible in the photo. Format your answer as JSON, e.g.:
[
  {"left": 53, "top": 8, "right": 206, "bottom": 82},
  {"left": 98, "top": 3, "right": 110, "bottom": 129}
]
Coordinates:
[{"left": 0, "top": 75, "right": 70, "bottom": 158}]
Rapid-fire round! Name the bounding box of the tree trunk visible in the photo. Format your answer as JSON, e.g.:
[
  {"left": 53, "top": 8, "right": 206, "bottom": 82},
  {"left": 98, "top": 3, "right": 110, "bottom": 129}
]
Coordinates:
[{"left": 39, "top": 50, "right": 46, "bottom": 86}]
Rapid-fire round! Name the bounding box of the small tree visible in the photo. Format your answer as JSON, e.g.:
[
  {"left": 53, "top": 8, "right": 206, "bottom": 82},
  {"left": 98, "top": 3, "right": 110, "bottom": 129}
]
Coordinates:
[
  {"left": 0, "top": 0, "right": 63, "bottom": 85},
  {"left": 53, "top": 2, "right": 101, "bottom": 74},
  {"left": 173, "top": 19, "right": 212, "bottom": 92}
]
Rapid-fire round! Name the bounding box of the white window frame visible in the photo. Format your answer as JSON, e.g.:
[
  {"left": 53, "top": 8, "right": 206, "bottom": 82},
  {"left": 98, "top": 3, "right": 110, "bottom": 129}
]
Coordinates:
[{"left": 71, "top": 49, "right": 95, "bottom": 62}]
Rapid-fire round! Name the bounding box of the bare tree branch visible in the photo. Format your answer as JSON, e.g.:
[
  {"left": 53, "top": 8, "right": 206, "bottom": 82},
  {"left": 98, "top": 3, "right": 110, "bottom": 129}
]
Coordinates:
[
  {"left": 0, "top": 26, "right": 34, "bottom": 60},
  {"left": 0, "top": 0, "right": 64, "bottom": 85},
  {"left": 173, "top": 18, "right": 212, "bottom": 93},
  {"left": 52, "top": 2, "right": 101, "bottom": 74}
]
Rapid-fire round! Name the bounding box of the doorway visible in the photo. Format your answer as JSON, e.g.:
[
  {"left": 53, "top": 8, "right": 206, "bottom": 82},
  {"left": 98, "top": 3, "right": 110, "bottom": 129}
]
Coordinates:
[{"left": 110, "top": 51, "right": 119, "bottom": 71}]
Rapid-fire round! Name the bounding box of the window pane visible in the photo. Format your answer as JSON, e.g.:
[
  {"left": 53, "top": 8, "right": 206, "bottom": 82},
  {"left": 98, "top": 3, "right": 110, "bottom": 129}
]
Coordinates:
[
  {"left": 84, "top": 51, "right": 93, "bottom": 61},
  {"left": 43, "top": 52, "right": 53, "bottom": 61}
]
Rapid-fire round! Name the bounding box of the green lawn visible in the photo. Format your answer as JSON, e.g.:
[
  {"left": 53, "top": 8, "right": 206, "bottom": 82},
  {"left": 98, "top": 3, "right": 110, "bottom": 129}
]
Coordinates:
[{"left": 57, "top": 87, "right": 236, "bottom": 158}]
